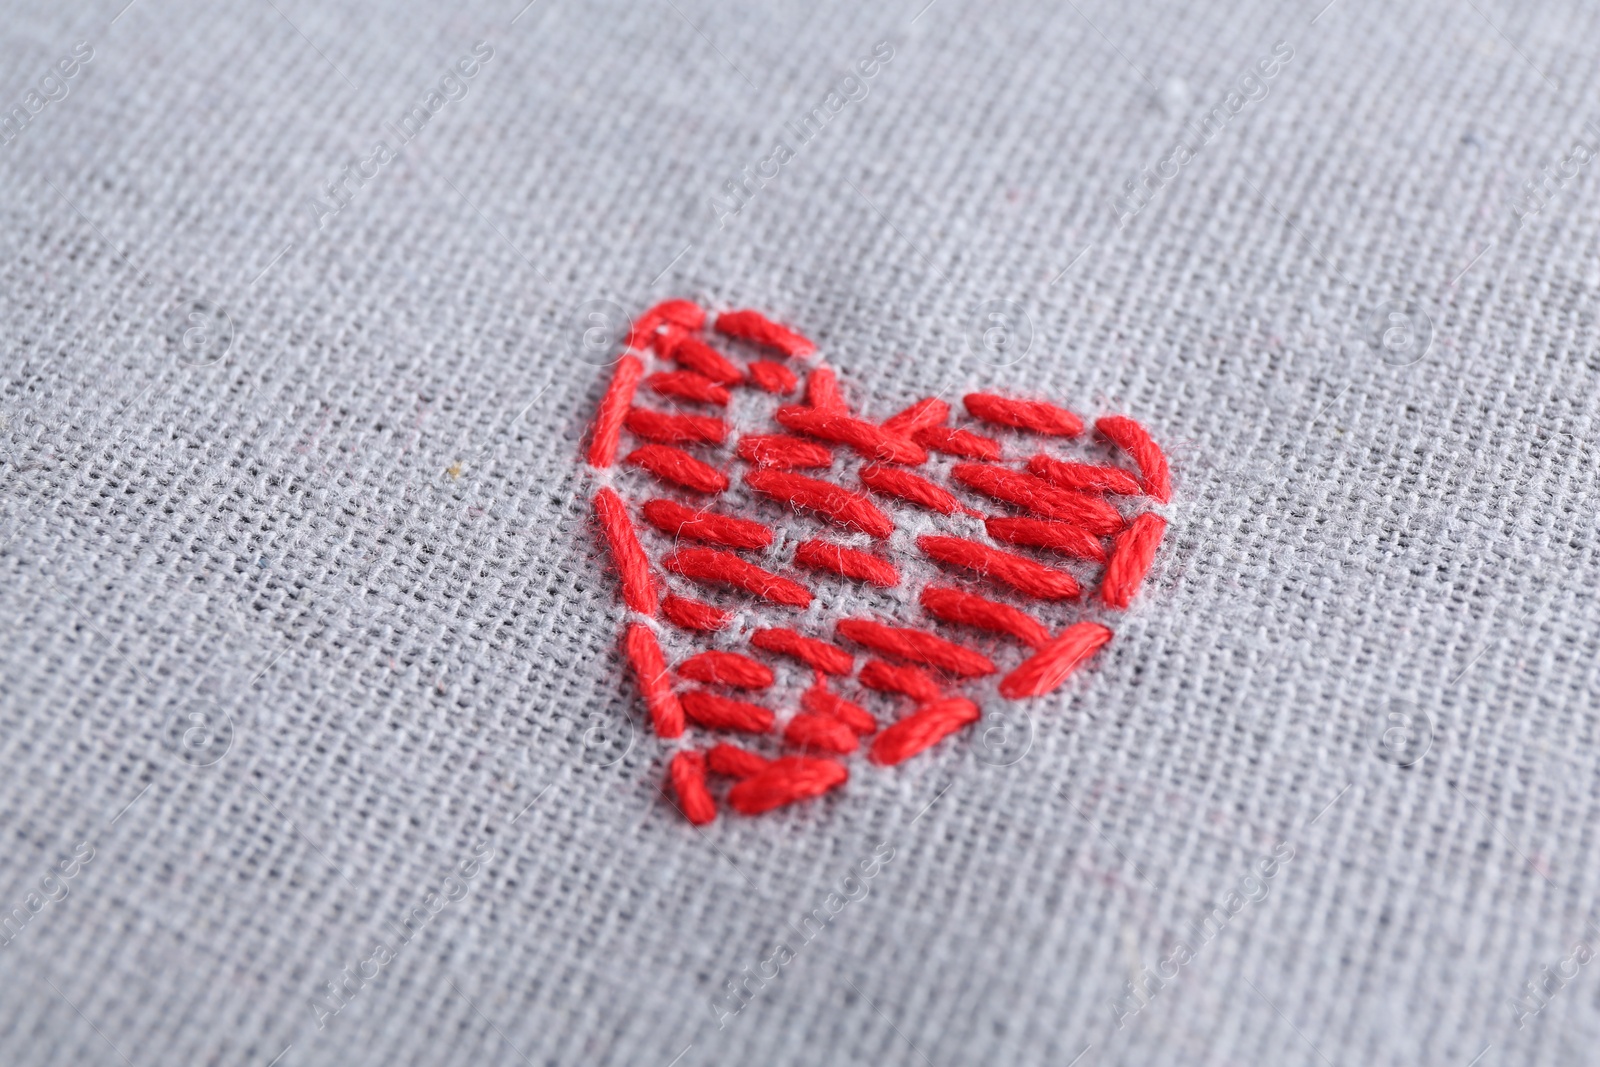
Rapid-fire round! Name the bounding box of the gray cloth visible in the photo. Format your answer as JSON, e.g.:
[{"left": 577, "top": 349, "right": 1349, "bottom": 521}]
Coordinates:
[{"left": 3, "top": 0, "right": 1599, "bottom": 1063}]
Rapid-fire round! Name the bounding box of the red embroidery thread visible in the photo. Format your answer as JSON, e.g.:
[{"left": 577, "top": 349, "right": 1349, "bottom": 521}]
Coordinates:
[
  {"left": 626, "top": 444, "right": 729, "bottom": 494},
  {"left": 593, "top": 487, "right": 656, "bottom": 614},
  {"left": 1101, "top": 513, "right": 1167, "bottom": 609},
  {"left": 744, "top": 468, "right": 895, "bottom": 538},
  {"left": 859, "top": 660, "right": 942, "bottom": 702},
  {"left": 964, "top": 393, "right": 1083, "bottom": 437},
  {"left": 726, "top": 757, "right": 850, "bottom": 815},
  {"left": 747, "top": 360, "right": 798, "bottom": 394},
  {"left": 707, "top": 743, "right": 769, "bottom": 778},
  {"left": 983, "top": 516, "right": 1108, "bottom": 562},
  {"left": 783, "top": 713, "right": 859, "bottom": 754},
  {"left": 660, "top": 331, "right": 745, "bottom": 385},
  {"left": 882, "top": 397, "right": 950, "bottom": 434},
  {"left": 998, "top": 623, "right": 1115, "bottom": 699},
  {"left": 623, "top": 408, "right": 727, "bottom": 446},
  {"left": 950, "top": 463, "right": 1124, "bottom": 534},
  {"left": 669, "top": 751, "right": 717, "bottom": 825},
  {"left": 647, "top": 370, "right": 730, "bottom": 406},
  {"left": 774, "top": 406, "right": 926, "bottom": 464},
  {"left": 749, "top": 629, "right": 854, "bottom": 675},
  {"left": 913, "top": 425, "right": 1004, "bottom": 461},
  {"left": 835, "top": 618, "right": 996, "bottom": 678},
  {"left": 793, "top": 539, "right": 901, "bottom": 589},
  {"left": 677, "top": 650, "right": 775, "bottom": 690},
  {"left": 624, "top": 622, "right": 683, "bottom": 739},
  {"left": 662, "top": 547, "right": 813, "bottom": 608},
  {"left": 869, "top": 697, "right": 982, "bottom": 766},
  {"left": 916, "top": 535, "right": 1082, "bottom": 601},
  {"left": 919, "top": 586, "right": 1051, "bottom": 649},
  {"left": 660, "top": 594, "right": 730, "bottom": 632},
  {"left": 715, "top": 309, "right": 817, "bottom": 357},
  {"left": 1096, "top": 415, "right": 1172, "bottom": 503},
  {"left": 802, "top": 677, "right": 878, "bottom": 735},
  {"left": 625, "top": 298, "right": 705, "bottom": 351},
  {"left": 584, "top": 299, "right": 1174, "bottom": 824},
  {"left": 736, "top": 434, "right": 834, "bottom": 469},
  {"left": 1026, "top": 454, "right": 1143, "bottom": 496},
  {"left": 858, "top": 464, "right": 970, "bottom": 516},
  {"left": 682, "top": 690, "right": 775, "bottom": 733},
  {"left": 587, "top": 354, "right": 643, "bottom": 468},
  {"left": 640, "top": 499, "right": 772, "bottom": 550}
]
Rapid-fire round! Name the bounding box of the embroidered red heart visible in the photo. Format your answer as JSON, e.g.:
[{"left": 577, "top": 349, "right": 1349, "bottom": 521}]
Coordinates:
[{"left": 586, "top": 300, "right": 1171, "bottom": 824}]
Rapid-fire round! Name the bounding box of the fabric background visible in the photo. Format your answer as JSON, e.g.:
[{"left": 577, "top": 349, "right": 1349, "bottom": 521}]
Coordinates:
[{"left": 4, "top": 0, "right": 1600, "bottom": 1063}]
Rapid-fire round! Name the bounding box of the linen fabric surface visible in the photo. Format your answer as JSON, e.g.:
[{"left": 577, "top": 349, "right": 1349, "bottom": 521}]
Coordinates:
[{"left": 3, "top": 0, "right": 1600, "bottom": 1064}]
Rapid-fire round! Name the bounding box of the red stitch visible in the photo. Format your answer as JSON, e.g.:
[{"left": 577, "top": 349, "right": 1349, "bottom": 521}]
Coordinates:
[
  {"left": 999, "top": 623, "right": 1112, "bottom": 699},
  {"left": 641, "top": 500, "right": 773, "bottom": 550},
  {"left": 663, "top": 547, "right": 813, "bottom": 608},
  {"left": 624, "top": 408, "right": 727, "bottom": 446},
  {"left": 805, "top": 367, "right": 847, "bottom": 411},
  {"left": 1101, "top": 513, "right": 1166, "bottom": 609},
  {"left": 626, "top": 445, "right": 730, "bottom": 494},
  {"left": 682, "top": 690, "right": 776, "bottom": 733},
  {"left": 859, "top": 659, "right": 941, "bottom": 701},
  {"left": 625, "top": 623, "right": 683, "bottom": 737},
  {"left": 802, "top": 677, "right": 878, "bottom": 735},
  {"left": 835, "top": 619, "right": 996, "bottom": 677},
  {"left": 727, "top": 756, "right": 849, "bottom": 814},
  {"left": 647, "top": 299, "right": 706, "bottom": 329},
  {"left": 737, "top": 434, "right": 834, "bottom": 469},
  {"left": 647, "top": 327, "right": 680, "bottom": 357},
  {"left": 669, "top": 751, "right": 717, "bottom": 825},
  {"left": 661, "top": 594, "right": 731, "bottom": 632},
  {"left": 626, "top": 298, "right": 706, "bottom": 350},
  {"left": 913, "top": 426, "right": 1003, "bottom": 461},
  {"left": 647, "top": 370, "right": 731, "bottom": 407},
  {"left": 593, "top": 488, "right": 657, "bottom": 614},
  {"left": 951, "top": 463, "right": 1123, "bottom": 534},
  {"left": 1026, "top": 454, "right": 1142, "bottom": 496},
  {"left": 748, "top": 360, "right": 798, "bottom": 394},
  {"left": 774, "top": 406, "right": 927, "bottom": 465},
  {"left": 749, "top": 629, "right": 854, "bottom": 675},
  {"left": 652, "top": 299, "right": 706, "bottom": 328},
  {"left": 868, "top": 697, "right": 980, "bottom": 766},
  {"left": 586, "top": 354, "right": 644, "bottom": 468},
  {"left": 917, "top": 534, "right": 1081, "bottom": 601},
  {"left": 659, "top": 331, "right": 744, "bottom": 385},
  {"left": 744, "top": 469, "right": 895, "bottom": 538},
  {"left": 783, "top": 713, "right": 859, "bottom": 754},
  {"left": 1096, "top": 416, "right": 1171, "bottom": 503},
  {"left": 793, "top": 539, "right": 900, "bottom": 588},
  {"left": 919, "top": 585, "right": 1050, "bottom": 649},
  {"left": 858, "top": 464, "right": 967, "bottom": 516},
  {"left": 715, "top": 309, "right": 817, "bottom": 358},
  {"left": 964, "top": 393, "right": 1083, "bottom": 437},
  {"left": 707, "top": 743, "right": 769, "bottom": 778},
  {"left": 677, "top": 650, "right": 775, "bottom": 689},
  {"left": 984, "top": 516, "right": 1108, "bottom": 562},
  {"left": 882, "top": 397, "right": 950, "bottom": 434}
]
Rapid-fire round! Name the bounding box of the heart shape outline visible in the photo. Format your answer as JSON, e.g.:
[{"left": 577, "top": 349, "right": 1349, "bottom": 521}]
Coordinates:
[{"left": 585, "top": 300, "right": 1171, "bottom": 824}]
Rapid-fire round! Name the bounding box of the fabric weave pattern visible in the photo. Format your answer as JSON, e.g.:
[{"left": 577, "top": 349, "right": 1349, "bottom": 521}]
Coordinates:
[{"left": 3, "top": 0, "right": 1600, "bottom": 1064}]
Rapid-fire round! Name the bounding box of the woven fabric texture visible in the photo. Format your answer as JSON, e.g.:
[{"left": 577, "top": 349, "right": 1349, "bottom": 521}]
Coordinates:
[{"left": 4, "top": 0, "right": 1600, "bottom": 1064}]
